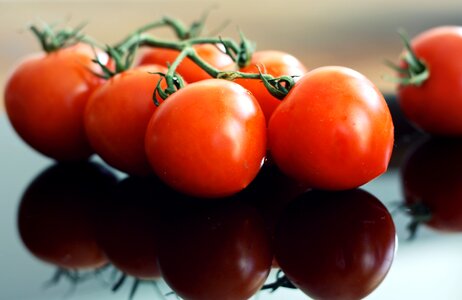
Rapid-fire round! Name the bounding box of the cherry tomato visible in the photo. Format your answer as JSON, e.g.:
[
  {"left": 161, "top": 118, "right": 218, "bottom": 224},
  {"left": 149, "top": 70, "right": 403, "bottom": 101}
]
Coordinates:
[
  {"left": 274, "top": 189, "right": 396, "bottom": 300},
  {"left": 158, "top": 198, "right": 272, "bottom": 300},
  {"left": 84, "top": 65, "right": 168, "bottom": 176},
  {"left": 4, "top": 43, "right": 106, "bottom": 161},
  {"left": 145, "top": 79, "right": 266, "bottom": 198},
  {"left": 137, "top": 44, "right": 233, "bottom": 83},
  {"left": 397, "top": 26, "right": 462, "bottom": 135},
  {"left": 18, "top": 162, "right": 117, "bottom": 269},
  {"left": 401, "top": 137, "right": 462, "bottom": 232},
  {"left": 235, "top": 50, "right": 307, "bottom": 124},
  {"left": 268, "top": 66, "right": 394, "bottom": 190},
  {"left": 94, "top": 176, "right": 164, "bottom": 279}
]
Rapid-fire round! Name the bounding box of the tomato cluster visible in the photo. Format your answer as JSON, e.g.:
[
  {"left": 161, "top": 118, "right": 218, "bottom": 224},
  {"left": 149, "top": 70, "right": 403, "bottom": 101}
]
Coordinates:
[
  {"left": 6, "top": 16, "right": 398, "bottom": 299},
  {"left": 4, "top": 20, "right": 394, "bottom": 198}
]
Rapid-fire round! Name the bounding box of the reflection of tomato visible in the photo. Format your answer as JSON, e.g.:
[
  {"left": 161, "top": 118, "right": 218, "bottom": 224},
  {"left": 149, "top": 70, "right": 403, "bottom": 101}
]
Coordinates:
[
  {"left": 137, "top": 44, "right": 233, "bottom": 83},
  {"left": 274, "top": 189, "right": 396, "bottom": 300},
  {"left": 95, "top": 176, "right": 164, "bottom": 279},
  {"left": 235, "top": 50, "right": 307, "bottom": 124},
  {"left": 402, "top": 138, "right": 462, "bottom": 232},
  {"left": 268, "top": 66, "right": 394, "bottom": 190},
  {"left": 158, "top": 198, "right": 272, "bottom": 300},
  {"left": 18, "top": 162, "right": 117, "bottom": 269},
  {"left": 84, "top": 65, "right": 168, "bottom": 176},
  {"left": 238, "top": 163, "right": 309, "bottom": 267},
  {"left": 145, "top": 79, "right": 266, "bottom": 198},
  {"left": 4, "top": 44, "right": 106, "bottom": 161},
  {"left": 397, "top": 27, "right": 462, "bottom": 135}
]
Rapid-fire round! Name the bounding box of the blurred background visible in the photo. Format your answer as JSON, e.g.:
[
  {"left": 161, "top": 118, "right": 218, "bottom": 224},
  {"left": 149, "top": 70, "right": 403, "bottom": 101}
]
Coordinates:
[{"left": 2, "top": 0, "right": 462, "bottom": 113}]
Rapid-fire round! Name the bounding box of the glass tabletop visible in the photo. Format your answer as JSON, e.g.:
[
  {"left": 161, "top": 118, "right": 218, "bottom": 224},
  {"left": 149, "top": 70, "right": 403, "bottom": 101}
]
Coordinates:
[{"left": 2, "top": 95, "right": 462, "bottom": 300}]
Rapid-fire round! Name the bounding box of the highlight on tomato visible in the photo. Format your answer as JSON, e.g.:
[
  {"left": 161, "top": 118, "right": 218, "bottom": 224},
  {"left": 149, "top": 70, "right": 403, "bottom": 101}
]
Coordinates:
[
  {"left": 157, "top": 197, "right": 272, "bottom": 300},
  {"left": 235, "top": 50, "right": 307, "bottom": 124},
  {"left": 4, "top": 39, "right": 107, "bottom": 161},
  {"left": 84, "top": 64, "right": 169, "bottom": 176},
  {"left": 393, "top": 26, "right": 462, "bottom": 136},
  {"left": 274, "top": 189, "right": 396, "bottom": 300},
  {"left": 137, "top": 44, "right": 233, "bottom": 83},
  {"left": 401, "top": 137, "right": 462, "bottom": 235},
  {"left": 145, "top": 79, "right": 267, "bottom": 198},
  {"left": 17, "top": 162, "right": 117, "bottom": 269},
  {"left": 268, "top": 66, "right": 394, "bottom": 190}
]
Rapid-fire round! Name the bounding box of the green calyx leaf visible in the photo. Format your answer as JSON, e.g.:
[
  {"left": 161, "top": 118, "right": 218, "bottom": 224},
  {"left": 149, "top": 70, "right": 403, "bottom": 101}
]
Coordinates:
[
  {"left": 385, "top": 29, "right": 429, "bottom": 87},
  {"left": 30, "top": 22, "right": 87, "bottom": 53},
  {"left": 236, "top": 30, "right": 256, "bottom": 68}
]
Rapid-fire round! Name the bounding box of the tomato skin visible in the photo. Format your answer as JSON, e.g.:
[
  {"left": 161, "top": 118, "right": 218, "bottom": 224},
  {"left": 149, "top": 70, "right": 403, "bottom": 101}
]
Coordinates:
[
  {"left": 17, "top": 162, "right": 117, "bottom": 269},
  {"left": 398, "top": 27, "right": 462, "bottom": 136},
  {"left": 268, "top": 66, "right": 394, "bottom": 190},
  {"left": 4, "top": 44, "right": 105, "bottom": 161},
  {"left": 145, "top": 79, "right": 266, "bottom": 198},
  {"left": 235, "top": 50, "right": 307, "bottom": 124},
  {"left": 158, "top": 198, "right": 272, "bottom": 300},
  {"left": 84, "top": 65, "right": 168, "bottom": 176},
  {"left": 274, "top": 189, "right": 396, "bottom": 300},
  {"left": 137, "top": 44, "right": 233, "bottom": 83},
  {"left": 402, "top": 137, "right": 462, "bottom": 231}
]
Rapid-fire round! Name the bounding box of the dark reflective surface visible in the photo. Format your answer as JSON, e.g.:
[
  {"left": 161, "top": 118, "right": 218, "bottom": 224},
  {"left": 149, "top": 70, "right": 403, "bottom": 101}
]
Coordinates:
[{"left": 3, "top": 95, "right": 462, "bottom": 300}]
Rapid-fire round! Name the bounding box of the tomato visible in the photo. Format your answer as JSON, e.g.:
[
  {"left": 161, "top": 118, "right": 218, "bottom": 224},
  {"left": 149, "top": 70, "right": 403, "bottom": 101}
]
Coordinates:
[
  {"left": 18, "top": 162, "right": 117, "bottom": 269},
  {"left": 94, "top": 176, "right": 164, "bottom": 279},
  {"left": 268, "top": 66, "right": 394, "bottom": 190},
  {"left": 401, "top": 137, "right": 462, "bottom": 232},
  {"left": 235, "top": 50, "right": 307, "bottom": 124},
  {"left": 274, "top": 189, "right": 396, "bottom": 300},
  {"left": 137, "top": 44, "right": 234, "bottom": 83},
  {"left": 4, "top": 43, "right": 106, "bottom": 161},
  {"left": 397, "top": 26, "right": 462, "bottom": 135},
  {"left": 145, "top": 79, "right": 266, "bottom": 198},
  {"left": 157, "top": 198, "right": 272, "bottom": 300},
  {"left": 84, "top": 65, "right": 168, "bottom": 176}
]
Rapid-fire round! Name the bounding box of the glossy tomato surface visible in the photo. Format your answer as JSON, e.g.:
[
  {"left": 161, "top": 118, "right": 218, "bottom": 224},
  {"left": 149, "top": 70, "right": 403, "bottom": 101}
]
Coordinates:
[
  {"left": 268, "top": 66, "right": 394, "bottom": 190},
  {"left": 17, "top": 162, "right": 117, "bottom": 269},
  {"left": 274, "top": 189, "right": 396, "bottom": 300},
  {"left": 158, "top": 198, "right": 272, "bottom": 300},
  {"left": 84, "top": 65, "right": 168, "bottom": 176},
  {"left": 137, "top": 44, "right": 233, "bottom": 83},
  {"left": 4, "top": 44, "right": 105, "bottom": 161},
  {"left": 145, "top": 79, "right": 266, "bottom": 198},
  {"left": 401, "top": 137, "right": 462, "bottom": 232},
  {"left": 398, "top": 26, "right": 462, "bottom": 135},
  {"left": 235, "top": 50, "right": 307, "bottom": 124}
]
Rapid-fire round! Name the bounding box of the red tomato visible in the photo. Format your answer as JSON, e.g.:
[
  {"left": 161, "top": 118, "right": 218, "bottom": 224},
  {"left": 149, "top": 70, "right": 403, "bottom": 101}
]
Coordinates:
[
  {"left": 397, "top": 26, "right": 462, "bottom": 135},
  {"left": 402, "top": 137, "right": 462, "bottom": 232},
  {"left": 145, "top": 79, "right": 266, "bottom": 198},
  {"left": 274, "top": 189, "right": 396, "bottom": 300},
  {"left": 158, "top": 198, "right": 272, "bottom": 300},
  {"left": 137, "top": 44, "right": 233, "bottom": 83},
  {"left": 235, "top": 50, "right": 307, "bottom": 124},
  {"left": 4, "top": 43, "right": 106, "bottom": 161},
  {"left": 268, "top": 66, "right": 394, "bottom": 190},
  {"left": 18, "top": 162, "right": 117, "bottom": 269},
  {"left": 94, "top": 176, "right": 164, "bottom": 279},
  {"left": 84, "top": 65, "right": 168, "bottom": 176}
]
